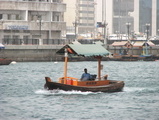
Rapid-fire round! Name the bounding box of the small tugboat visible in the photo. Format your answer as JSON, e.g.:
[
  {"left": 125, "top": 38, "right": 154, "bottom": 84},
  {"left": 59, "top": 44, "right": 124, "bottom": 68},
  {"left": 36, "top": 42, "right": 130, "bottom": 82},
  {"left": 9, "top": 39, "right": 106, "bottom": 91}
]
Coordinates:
[{"left": 44, "top": 44, "right": 124, "bottom": 92}]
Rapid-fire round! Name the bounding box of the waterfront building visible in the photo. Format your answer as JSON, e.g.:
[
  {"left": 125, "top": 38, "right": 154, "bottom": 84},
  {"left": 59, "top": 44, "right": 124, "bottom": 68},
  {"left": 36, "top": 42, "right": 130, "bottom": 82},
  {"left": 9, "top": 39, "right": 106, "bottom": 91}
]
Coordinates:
[{"left": 0, "top": 0, "right": 66, "bottom": 45}]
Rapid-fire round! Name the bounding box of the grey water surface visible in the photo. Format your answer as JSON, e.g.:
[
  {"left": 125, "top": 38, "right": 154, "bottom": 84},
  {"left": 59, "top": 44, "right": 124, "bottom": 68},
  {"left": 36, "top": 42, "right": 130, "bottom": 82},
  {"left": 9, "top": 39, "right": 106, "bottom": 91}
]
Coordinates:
[{"left": 0, "top": 61, "right": 159, "bottom": 120}]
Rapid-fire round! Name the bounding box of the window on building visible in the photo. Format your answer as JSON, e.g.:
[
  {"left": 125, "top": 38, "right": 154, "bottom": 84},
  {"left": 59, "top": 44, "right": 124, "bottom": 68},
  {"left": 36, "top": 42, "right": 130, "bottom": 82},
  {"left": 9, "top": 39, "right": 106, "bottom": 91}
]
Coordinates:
[
  {"left": 23, "top": 36, "right": 29, "bottom": 39},
  {"left": 56, "top": 16, "right": 59, "bottom": 21},
  {"left": 8, "top": 14, "right": 12, "bottom": 20},
  {"left": 32, "top": 39, "right": 39, "bottom": 45},
  {"left": 53, "top": 0, "right": 58, "bottom": 2},
  {"left": 13, "top": 35, "right": 19, "bottom": 39},
  {"left": 23, "top": 36, "right": 29, "bottom": 44},
  {"left": 12, "top": 35, "right": 20, "bottom": 45},
  {"left": 53, "top": 15, "right": 60, "bottom": 21},
  {"left": 0, "top": 14, "right": 2, "bottom": 19},
  {"left": 4, "top": 30, "right": 11, "bottom": 33},
  {"left": 3, "top": 35, "right": 11, "bottom": 44},
  {"left": 39, "top": 0, "right": 43, "bottom": 1},
  {"left": 53, "top": 12, "right": 61, "bottom": 21},
  {"left": 23, "top": 30, "right": 30, "bottom": 33},
  {"left": 4, "top": 35, "right": 10, "bottom": 39},
  {"left": 12, "top": 30, "right": 19, "bottom": 33},
  {"left": 16, "top": 14, "right": 20, "bottom": 20}
]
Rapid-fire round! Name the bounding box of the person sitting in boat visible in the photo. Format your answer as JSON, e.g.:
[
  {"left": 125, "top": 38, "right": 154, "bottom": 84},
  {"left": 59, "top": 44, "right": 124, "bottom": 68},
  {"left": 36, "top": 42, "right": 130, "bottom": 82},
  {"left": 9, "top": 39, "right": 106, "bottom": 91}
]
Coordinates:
[{"left": 81, "top": 68, "right": 91, "bottom": 81}]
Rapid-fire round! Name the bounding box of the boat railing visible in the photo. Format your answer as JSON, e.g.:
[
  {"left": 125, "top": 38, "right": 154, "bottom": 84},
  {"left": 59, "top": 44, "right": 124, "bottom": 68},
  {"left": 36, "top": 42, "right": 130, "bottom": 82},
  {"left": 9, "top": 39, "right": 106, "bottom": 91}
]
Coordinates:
[
  {"left": 59, "top": 75, "right": 108, "bottom": 83},
  {"left": 59, "top": 77, "right": 79, "bottom": 81},
  {"left": 58, "top": 75, "right": 110, "bottom": 86}
]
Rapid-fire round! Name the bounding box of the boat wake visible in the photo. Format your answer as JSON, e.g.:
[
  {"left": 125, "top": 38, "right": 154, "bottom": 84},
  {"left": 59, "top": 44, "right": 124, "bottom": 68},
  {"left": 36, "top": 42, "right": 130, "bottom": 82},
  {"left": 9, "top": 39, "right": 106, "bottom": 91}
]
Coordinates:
[
  {"left": 123, "top": 87, "right": 145, "bottom": 92},
  {"left": 124, "top": 87, "right": 157, "bottom": 93},
  {"left": 35, "top": 89, "right": 101, "bottom": 95}
]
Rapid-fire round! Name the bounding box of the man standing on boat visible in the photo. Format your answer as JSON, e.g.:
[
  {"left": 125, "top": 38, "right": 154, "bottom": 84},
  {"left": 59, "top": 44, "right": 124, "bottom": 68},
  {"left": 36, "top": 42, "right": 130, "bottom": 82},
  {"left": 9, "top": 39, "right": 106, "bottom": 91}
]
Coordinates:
[{"left": 81, "top": 68, "right": 91, "bottom": 81}]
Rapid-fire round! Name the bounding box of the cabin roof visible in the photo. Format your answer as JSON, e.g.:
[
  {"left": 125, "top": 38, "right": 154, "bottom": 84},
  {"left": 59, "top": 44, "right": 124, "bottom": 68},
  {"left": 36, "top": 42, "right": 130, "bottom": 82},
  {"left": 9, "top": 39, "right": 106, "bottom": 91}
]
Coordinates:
[
  {"left": 133, "top": 42, "right": 144, "bottom": 47},
  {"left": 57, "top": 44, "right": 110, "bottom": 57},
  {"left": 133, "top": 41, "right": 155, "bottom": 47},
  {"left": 146, "top": 41, "right": 155, "bottom": 46},
  {"left": 111, "top": 41, "right": 130, "bottom": 46}
]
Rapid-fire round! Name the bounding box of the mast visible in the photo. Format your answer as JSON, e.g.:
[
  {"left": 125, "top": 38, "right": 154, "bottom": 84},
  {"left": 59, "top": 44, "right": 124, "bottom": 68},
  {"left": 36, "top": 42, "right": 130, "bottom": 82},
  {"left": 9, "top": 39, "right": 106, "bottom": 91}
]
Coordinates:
[
  {"left": 97, "top": 56, "right": 102, "bottom": 80},
  {"left": 64, "top": 48, "right": 68, "bottom": 84}
]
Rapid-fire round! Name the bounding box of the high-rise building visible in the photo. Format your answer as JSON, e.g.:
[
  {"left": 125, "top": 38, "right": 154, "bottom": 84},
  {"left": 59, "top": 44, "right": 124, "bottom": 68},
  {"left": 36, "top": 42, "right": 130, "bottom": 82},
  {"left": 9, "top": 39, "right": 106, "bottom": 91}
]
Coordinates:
[
  {"left": 63, "top": 0, "right": 76, "bottom": 34},
  {"left": 0, "top": 0, "right": 66, "bottom": 45},
  {"left": 76, "top": 0, "right": 96, "bottom": 34},
  {"left": 97, "top": 0, "right": 159, "bottom": 37},
  {"left": 64, "top": 0, "right": 96, "bottom": 36}
]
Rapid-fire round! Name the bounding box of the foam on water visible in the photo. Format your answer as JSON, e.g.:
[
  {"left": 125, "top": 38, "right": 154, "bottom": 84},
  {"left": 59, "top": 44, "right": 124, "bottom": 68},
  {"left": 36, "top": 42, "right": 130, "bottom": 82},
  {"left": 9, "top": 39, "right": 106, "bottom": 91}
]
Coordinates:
[
  {"left": 124, "top": 87, "right": 158, "bottom": 95},
  {"left": 35, "top": 89, "right": 100, "bottom": 95},
  {"left": 123, "top": 87, "right": 146, "bottom": 92}
]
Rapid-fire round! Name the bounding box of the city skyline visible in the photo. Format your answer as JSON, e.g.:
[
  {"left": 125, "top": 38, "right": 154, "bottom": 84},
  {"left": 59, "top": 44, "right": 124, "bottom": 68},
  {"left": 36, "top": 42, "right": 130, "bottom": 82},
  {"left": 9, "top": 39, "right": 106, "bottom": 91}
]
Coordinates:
[
  {"left": 0, "top": 0, "right": 159, "bottom": 45},
  {"left": 64, "top": 0, "right": 159, "bottom": 37}
]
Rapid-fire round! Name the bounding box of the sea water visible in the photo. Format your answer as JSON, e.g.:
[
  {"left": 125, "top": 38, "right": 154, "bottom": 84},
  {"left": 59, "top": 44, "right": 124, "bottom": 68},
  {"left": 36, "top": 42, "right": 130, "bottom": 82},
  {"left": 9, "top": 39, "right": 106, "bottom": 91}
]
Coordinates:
[{"left": 0, "top": 61, "right": 159, "bottom": 120}]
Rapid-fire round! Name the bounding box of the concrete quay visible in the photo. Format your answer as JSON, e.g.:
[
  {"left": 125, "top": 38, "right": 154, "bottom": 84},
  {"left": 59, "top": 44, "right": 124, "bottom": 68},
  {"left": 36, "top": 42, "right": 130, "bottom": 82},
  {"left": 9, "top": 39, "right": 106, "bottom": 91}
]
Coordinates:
[
  {"left": 0, "top": 45, "right": 64, "bottom": 62},
  {"left": 0, "top": 45, "right": 159, "bottom": 62}
]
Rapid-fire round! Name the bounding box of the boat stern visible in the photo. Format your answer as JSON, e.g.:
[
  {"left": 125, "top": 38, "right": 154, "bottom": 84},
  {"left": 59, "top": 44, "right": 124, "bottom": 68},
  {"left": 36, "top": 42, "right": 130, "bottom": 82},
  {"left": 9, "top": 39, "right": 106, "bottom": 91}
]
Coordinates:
[{"left": 45, "top": 77, "right": 52, "bottom": 82}]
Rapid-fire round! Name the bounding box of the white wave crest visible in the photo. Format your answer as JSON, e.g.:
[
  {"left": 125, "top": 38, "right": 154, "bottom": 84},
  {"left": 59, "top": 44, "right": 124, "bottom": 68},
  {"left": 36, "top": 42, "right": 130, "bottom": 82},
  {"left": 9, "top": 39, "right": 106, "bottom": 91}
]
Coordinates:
[
  {"left": 123, "top": 87, "right": 145, "bottom": 92},
  {"left": 123, "top": 87, "right": 156, "bottom": 93},
  {"left": 35, "top": 89, "right": 100, "bottom": 95}
]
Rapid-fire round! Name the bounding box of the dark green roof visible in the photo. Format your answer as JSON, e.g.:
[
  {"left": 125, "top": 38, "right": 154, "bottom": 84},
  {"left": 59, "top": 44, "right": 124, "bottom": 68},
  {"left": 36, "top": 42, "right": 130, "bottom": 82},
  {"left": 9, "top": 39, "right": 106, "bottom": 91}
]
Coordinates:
[{"left": 57, "top": 44, "right": 110, "bottom": 57}]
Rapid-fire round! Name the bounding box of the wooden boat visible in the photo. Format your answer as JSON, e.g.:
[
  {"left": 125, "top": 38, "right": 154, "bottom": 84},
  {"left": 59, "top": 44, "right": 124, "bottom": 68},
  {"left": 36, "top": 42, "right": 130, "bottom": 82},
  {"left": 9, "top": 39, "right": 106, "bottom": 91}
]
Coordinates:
[
  {"left": 109, "top": 54, "right": 139, "bottom": 61},
  {"left": 0, "top": 58, "right": 12, "bottom": 65},
  {"left": 44, "top": 44, "right": 125, "bottom": 92}
]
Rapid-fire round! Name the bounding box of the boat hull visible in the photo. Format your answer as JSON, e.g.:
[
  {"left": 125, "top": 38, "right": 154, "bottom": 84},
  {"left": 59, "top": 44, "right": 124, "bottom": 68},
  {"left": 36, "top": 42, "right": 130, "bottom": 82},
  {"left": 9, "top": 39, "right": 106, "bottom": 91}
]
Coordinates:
[
  {"left": 0, "top": 59, "right": 12, "bottom": 65},
  {"left": 44, "top": 78, "right": 124, "bottom": 92}
]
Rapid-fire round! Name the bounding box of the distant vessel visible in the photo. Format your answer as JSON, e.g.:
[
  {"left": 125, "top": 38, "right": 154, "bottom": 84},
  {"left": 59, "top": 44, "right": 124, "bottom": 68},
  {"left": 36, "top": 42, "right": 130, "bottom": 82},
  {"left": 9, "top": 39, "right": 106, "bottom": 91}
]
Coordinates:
[
  {"left": 0, "top": 59, "right": 12, "bottom": 65},
  {"left": 109, "top": 34, "right": 127, "bottom": 40},
  {"left": 108, "top": 33, "right": 147, "bottom": 41}
]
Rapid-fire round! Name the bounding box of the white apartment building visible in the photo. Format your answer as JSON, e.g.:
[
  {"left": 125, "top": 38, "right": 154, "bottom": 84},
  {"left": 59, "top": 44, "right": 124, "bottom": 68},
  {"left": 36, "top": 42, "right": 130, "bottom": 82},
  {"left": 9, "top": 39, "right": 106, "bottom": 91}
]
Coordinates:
[
  {"left": 97, "top": 0, "right": 159, "bottom": 37},
  {"left": 63, "top": 0, "right": 76, "bottom": 34},
  {"left": 76, "top": 0, "right": 96, "bottom": 34},
  {"left": 63, "top": 0, "right": 96, "bottom": 37},
  {"left": 0, "top": 0, "right": 66, "bottom": 45}
]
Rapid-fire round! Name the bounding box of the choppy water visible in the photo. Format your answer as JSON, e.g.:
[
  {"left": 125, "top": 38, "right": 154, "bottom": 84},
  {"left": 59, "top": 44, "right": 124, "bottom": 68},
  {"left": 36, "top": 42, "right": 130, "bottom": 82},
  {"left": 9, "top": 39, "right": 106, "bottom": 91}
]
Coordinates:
[{"left": 0, "top": 61, "right": 159, "bottom": 120}]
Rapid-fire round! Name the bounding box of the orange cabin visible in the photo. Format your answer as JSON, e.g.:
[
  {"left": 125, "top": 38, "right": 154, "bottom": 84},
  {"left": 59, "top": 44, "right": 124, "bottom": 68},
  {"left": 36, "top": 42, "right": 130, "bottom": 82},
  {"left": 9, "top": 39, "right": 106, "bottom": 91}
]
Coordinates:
[{"left": 58, "top": 77, "right": 109, "bottom": 86}]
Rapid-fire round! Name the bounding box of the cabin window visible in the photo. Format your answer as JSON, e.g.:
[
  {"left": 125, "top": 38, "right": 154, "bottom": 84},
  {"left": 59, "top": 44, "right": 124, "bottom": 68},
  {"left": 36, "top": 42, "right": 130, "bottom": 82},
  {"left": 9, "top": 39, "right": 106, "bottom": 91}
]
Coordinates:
[{"left": 86, "top": 82, "right": 97, "bottom": 85}]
